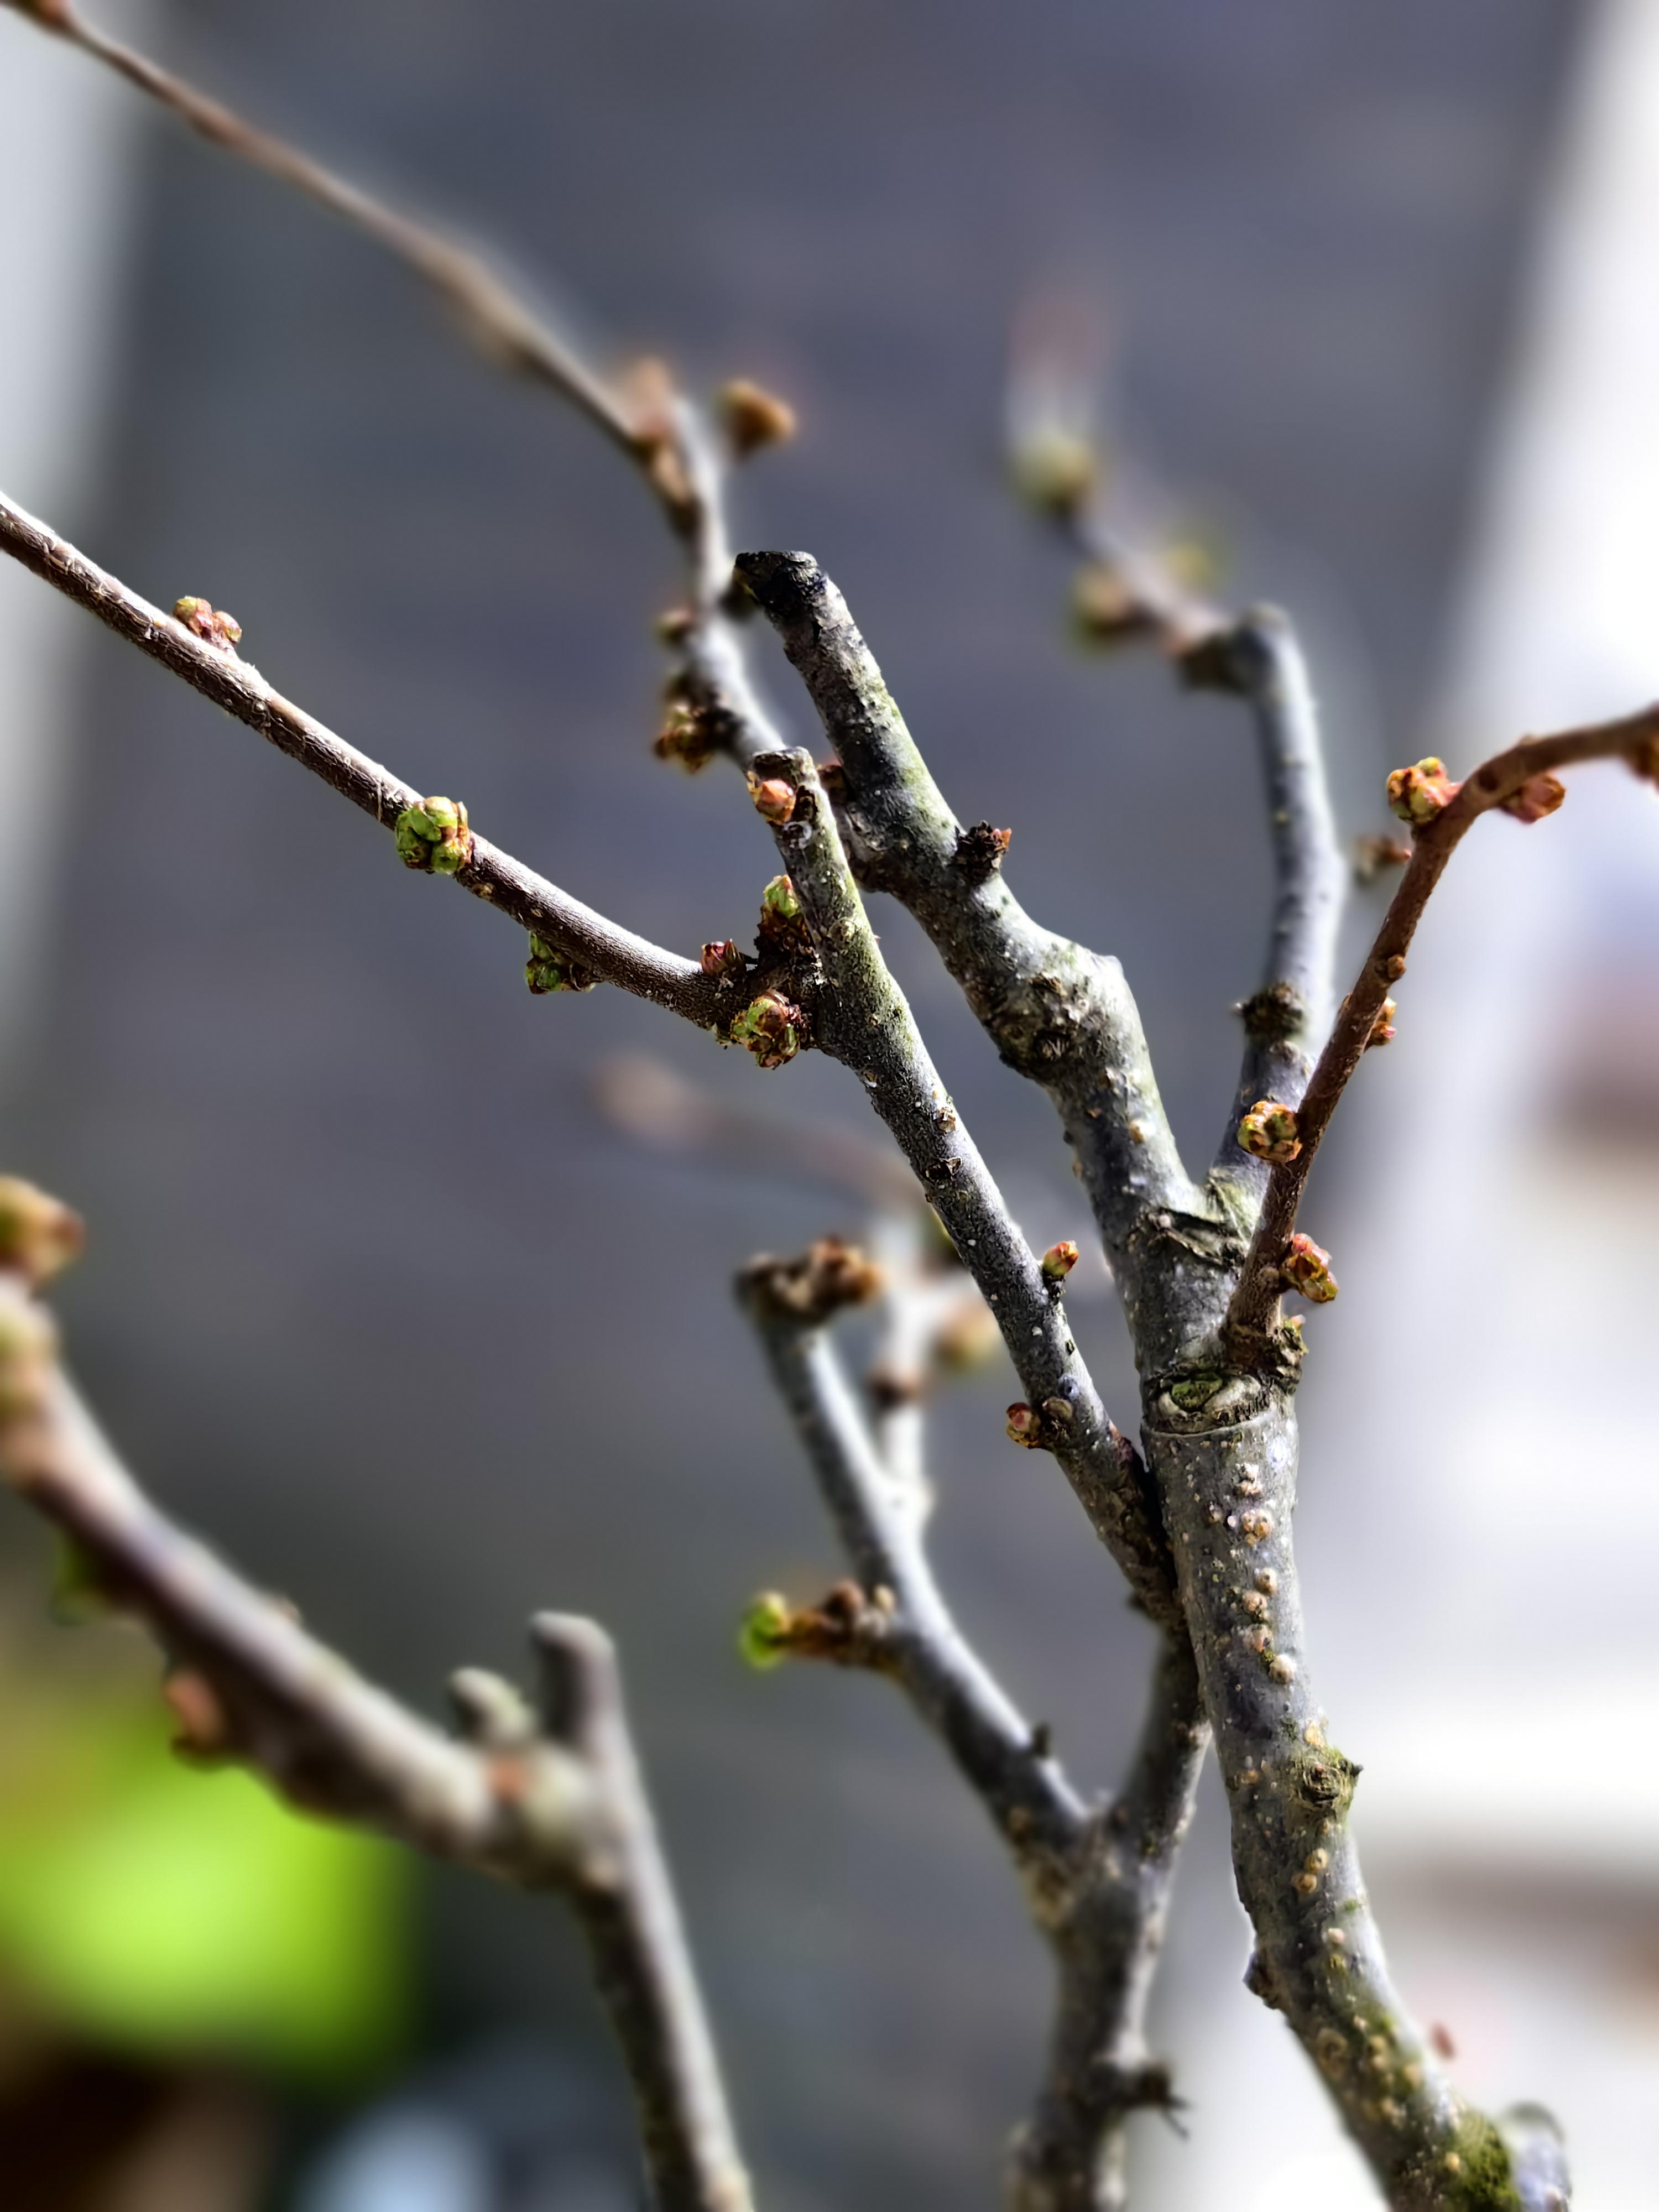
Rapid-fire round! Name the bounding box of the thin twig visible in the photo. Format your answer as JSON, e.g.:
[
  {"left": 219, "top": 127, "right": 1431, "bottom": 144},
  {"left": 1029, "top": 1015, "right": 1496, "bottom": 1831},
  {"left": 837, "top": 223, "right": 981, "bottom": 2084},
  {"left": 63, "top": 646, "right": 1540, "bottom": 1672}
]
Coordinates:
[
  {"left": 0, "top": 489, "right": 732, "bottom": 1027},
  {"left": 7, "top": 0, "right": 784, "bottom": 772},
  {"left": 1226, "top": 702, "right": 1659, "bottom": 1347},
  {"left": 1186, "top": 612, "right": 1345, "bottom": 1196},
  {"left": 739, "top": 1240, "right": 1208, "bottom": 2211},
  {"left": 0, "top": 1256, "right": 750, "bottom": 2212},
  {"left": 739, "top": 1249, "right": 1085, "bottom": 1867}
]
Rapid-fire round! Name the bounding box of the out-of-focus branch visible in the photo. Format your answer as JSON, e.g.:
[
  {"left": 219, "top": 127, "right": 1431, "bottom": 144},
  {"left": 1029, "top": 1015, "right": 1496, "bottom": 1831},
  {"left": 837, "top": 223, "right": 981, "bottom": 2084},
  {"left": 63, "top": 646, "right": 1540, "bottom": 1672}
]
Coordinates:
[
  {"left": 0, "top": 1209, "right": 750, "bottom": 2212},
  {"left": 0, "top": 490, "right": 744, "bottom": 1029},
  {"left": 737, "top": 742, "right": 1180, "bottom": 1625},
  {"left": 1226, "top": 702, "right": 1659, "bottom": 1349},
  {"left": 7, "top": 0, "right": 784, "bottom": 772},
  {"left": 737, "top": 1237, "right": 1208, "bottom": 2211},
  {"left": 734, "top": 554, "right": 1206, "bottom": 1327},
  {"left": 1007, "top": 1631, "right": 1207, "bottom": 2212}
]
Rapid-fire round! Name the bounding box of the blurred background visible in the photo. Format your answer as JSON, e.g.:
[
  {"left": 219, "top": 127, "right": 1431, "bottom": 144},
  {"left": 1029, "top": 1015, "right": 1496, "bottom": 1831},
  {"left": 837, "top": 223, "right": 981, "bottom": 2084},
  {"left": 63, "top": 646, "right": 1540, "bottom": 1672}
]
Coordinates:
[{"left": 2, "top": 1, "right": 1657, "bottom": 2205}]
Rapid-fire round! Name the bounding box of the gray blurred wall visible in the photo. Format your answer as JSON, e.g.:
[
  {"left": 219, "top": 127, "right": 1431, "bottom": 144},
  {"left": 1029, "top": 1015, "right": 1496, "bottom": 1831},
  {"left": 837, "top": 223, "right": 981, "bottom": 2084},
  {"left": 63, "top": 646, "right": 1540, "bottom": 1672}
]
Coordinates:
[{"left": 0, "top": 3, "right": 1578, "bottom": 2205}]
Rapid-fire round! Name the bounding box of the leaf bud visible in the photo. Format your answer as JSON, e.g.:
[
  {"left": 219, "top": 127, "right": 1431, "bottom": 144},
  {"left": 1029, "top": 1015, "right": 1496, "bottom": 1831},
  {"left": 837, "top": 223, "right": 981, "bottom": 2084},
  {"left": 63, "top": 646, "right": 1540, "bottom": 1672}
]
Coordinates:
[
  {"left": 654, "top": 695, "right": 717, "bottom": 773},
  {"left": 718, "top": 378, "right": 798, "bottom": 458},
  {"left": 1281, "top": 1232, "right": 1338, "bottom": 1305},
  {"left": 739, "top": 1593, "right": 794, "bottom": 1671},
  {"left": 729, "top": 991, "right": 804, "bottom": 1069},
  {"left": 745, "top": 770, "right": 797, "bottom": 825},
  {"left": 0, "top": 1177, "right": 85, "bottom": 1287},
  {"left": 394, "top": 795, "right": 473, "bottom": 874},
  {"left": 1365, "top": 997, "right": 1397, "bottom": 1049},
  {"left": 172, "top": 595, "right": 242, "bottom": 650},
  {"left": 1011, "top": 428, "right": 1098, "bottom": 518},
  {"left": 953, "top": 821, "right": 1013, "bottom": 884},
  {"left": 1071, "top": 561, "right": 1149, "bottom": 648},
  {"left": 1500, "top": 771, "right": 1567, "bottom": 825},
  {"left": 1005, "top": 1401, "right": 1043, "bottom": 1449},
  {"left": 525, "top": 933, "right": 596, "bottom": 994},
  {"left": 1385, "top": 757, "right": 1459, "bottom": 826},
  {"left": 700, "top": 938, "right": 746, "bottom": 981},
  {"left": 1041, "top": 1240, "right": 1079, "bottom": 1284},
  {"left": 1237, "top": 1099, "right": 1301, "bottom": 1164},
  {"left": 757, "top": 873, "right": 810, "bottom": 951}
]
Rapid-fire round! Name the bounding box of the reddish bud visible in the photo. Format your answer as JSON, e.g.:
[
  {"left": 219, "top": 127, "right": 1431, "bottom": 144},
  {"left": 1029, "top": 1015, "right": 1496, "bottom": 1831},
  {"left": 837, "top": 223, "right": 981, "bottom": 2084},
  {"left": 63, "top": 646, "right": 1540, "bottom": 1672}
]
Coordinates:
[
  {"left": 1365, "top": 997, "right": 1397, "bottom": 1050},
  {"left": 1005, "top": 1401, "right": 1043, "bottom": 1449},
  {"left": 718, "top": 378, "right": 798, "bottom": 459},
  {"left": 746, "top": 771, "right": 797, "bottom": 825},
  {"left": 1237, "top": 1100, "right": 1301, "bottom": 1164},
  {"left": 700, "top": 938, "right": 746, "bottom": 980},
  {"left": 1281, "top": 1233, "right": 1338, "bottom": 1305},
  {"left": 1041, "top": 1240, "right": 1079, "bottom": 1283},
  {"left": 173, "top": 596, "right": 242, "bottom": 650},
  {"left": 1500, "top": 771, "right": 1566, "bottom": 825},
  {"left": 1386, "top": 757, "right": 1459, "bottom": 826}
]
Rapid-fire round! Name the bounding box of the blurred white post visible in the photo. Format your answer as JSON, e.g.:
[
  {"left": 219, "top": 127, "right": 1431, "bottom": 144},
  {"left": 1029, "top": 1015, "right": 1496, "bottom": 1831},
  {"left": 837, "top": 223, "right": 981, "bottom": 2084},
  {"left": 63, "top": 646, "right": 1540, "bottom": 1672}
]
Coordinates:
[
  {"left": 0, "top": 3, "right": 154, "bottom": 1062},
  {"left": 1305, "top": 0, "right": 1659, "bottom": 2204},
  {"left": 1142, "top": 3, "right": 1659, "bottom": 2205}
]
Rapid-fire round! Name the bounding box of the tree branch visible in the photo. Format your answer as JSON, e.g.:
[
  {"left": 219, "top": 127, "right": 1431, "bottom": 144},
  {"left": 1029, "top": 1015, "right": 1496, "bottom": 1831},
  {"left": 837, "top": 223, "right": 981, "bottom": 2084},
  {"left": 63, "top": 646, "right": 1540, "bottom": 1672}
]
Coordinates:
[
  {"left": 738, "top": 1243, "right": 1085, "bottom": 1867},
  {"left": 738, "top": 1239, "right": 1208, "bottom": 2212},
  {"left": 737, "top": 742, "right": 1180, "bottom": 1625},
  {"left": 6, "top": 0, "right": 784, "bottom": 773},
  {"left": 0, "top": 488, "right": 735, "bottom": 1028},
  {"left": 0, "top": 1243, "right": 750, "bottom": 2212},
  {"left": 1182, "top": 612, "right": 1345, "bottom": 1199},
  {"left": 733, "top": 553, "right": 1206, "bottom": 1292},
  {"left": 1226, "top": 702, "right": 1659, "bottom": 1349},
  {"left": 1008, "top": 1631, "right": 1207, "bottom": 2212}
]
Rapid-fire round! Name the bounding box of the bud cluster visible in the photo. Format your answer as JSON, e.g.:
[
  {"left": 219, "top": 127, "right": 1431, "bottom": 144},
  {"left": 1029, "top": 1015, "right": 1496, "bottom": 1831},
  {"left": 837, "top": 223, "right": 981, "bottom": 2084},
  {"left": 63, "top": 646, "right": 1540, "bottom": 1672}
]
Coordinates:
[
  {"left": 729, "top": 990, "right": 804, "bottom": 1069},
  {"left": 740, "top": 1238, "right": 884, "bottom": 1326},
  {"left": 1385, "top": 757, "right": 1459, "bottom": 826},
  {"left": 394, "top": 796, "right": 473, "bottom": 875},
  {"left": 525, "top": 933, "right": 596, "bottom": 995},
  {"left": 1281, "top": 1232, "right": 1338, "bottom": 1304},
  {"left": 1237, "top": 1100, "right": 1301, "bottom": 1164},
  {"left": 172, "top": 596, "right": 242, "bottom": 651}
]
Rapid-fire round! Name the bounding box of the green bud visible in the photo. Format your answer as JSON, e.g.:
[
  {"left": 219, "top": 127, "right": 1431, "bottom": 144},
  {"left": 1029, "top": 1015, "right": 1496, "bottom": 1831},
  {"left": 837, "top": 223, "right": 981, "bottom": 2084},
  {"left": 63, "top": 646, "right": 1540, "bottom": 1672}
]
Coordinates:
[
  {"left": 1237, "top": 1100, "right": 1301, "bottom": 1164},
  {"left": 395, "top": 795, "right": 473, "bottom": 874},
  {"left": 1041, "top": 1239, "right": 1079, "bottom": 1283},
  {"left": 739, "top": 1592, "right": 794, "bottom": 1671},
  {"left": 729, "top": 990, "right": 803, "bottom": 1069},
  {"left": 525, "top": 933, "right": 596, "bottom": 995}
]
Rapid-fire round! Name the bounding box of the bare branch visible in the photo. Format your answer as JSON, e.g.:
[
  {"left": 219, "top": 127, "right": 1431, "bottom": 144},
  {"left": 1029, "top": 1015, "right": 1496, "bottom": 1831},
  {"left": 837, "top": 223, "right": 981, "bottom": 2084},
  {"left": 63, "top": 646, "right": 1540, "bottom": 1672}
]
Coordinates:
[
  {"left": 733, "top": 554, "right": 1207, "bottom": 1305},
  {"left": 0, "top": 489, "right": 733, "bottom": 1027},
  {"left": 1008, "top": 1631, "right": 1207, "bottom": 2212},
  {"left": 738, "top": 1244, "right": 1084, "bottom": 1866},
  {"left": 1182, "top": 611, "right": 1345, "bottom": 1197},
  {"left": 7, "top": 0, "right": 784, "bottom": 774},
  {"left": 736, "top": 742, "right": 1180, "bottom": 1624},
  {"left": 739, "top": 1239, "right": 1208, "bottom": 2212},
  {"left": 0, "top": 1248, "right": 750, "bottom": 2212},
  {"left": 1226, "top": 702, "right": 1659, "bottom": 1348}
]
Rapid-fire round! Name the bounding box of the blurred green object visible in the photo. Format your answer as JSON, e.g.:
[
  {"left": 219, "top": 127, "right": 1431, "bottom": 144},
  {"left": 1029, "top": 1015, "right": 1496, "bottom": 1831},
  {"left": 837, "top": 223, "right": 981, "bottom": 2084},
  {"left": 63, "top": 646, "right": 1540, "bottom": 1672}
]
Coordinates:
[{"left": 0, "top": 1667, "right": 413, "bottom": 2081}]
